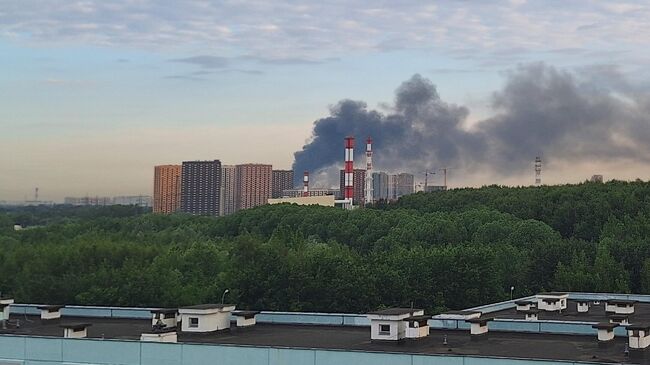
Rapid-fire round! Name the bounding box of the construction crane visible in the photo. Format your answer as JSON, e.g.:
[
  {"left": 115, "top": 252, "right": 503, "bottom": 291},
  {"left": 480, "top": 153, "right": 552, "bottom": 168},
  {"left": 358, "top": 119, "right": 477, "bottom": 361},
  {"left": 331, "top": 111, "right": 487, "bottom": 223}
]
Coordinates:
[
  {"left": 438, "top": 167, "right": 453, "bottom": 189},
  {"left": 422, "top": 170, "right": 436, "bottom": 192}
]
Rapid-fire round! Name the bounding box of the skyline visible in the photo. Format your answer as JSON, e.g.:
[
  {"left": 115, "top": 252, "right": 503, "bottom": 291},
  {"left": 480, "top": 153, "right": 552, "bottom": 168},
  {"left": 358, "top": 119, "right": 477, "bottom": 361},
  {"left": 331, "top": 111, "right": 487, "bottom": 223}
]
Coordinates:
[{"left": 3, "top": 1, "right": 650, "bottom": 200}]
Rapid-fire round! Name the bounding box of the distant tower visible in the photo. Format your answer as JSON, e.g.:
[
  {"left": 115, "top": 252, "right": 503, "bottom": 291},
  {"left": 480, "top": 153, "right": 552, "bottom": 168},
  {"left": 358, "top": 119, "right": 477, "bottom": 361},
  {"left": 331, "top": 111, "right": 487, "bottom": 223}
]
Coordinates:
[
  {"left": 302, "top": 171, "right": 309, "bottom": 197},
  {"left": 535, "top": 156, "right": 542, "bottom": 186},
  {"left": 34, "top": 187, "right": 39, "bottom": 201},
  {"left": 365, "top": 137, "right": 373, "bottom": 205},
  {"left": 344, "top": 136, "right": 355, "bottom": 205}
]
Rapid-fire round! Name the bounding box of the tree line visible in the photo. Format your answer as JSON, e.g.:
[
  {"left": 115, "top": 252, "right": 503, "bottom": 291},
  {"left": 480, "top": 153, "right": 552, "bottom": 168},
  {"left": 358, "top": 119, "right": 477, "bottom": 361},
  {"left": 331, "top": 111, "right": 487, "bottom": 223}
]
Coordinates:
[{"left": 1, "top": 180, "right": 650, "bottom": 313}]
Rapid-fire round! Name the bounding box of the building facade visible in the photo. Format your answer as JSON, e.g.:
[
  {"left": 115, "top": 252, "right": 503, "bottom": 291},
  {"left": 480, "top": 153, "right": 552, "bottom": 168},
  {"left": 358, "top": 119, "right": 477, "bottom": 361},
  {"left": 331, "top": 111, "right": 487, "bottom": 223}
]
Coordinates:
[
  {"left": 180, "top": 160, "right": 221, "bottom": 216},
  {"left": 372, "top": 172, "right": 415, "bottom": 201},
  {"left": 272, "top": 170, "right": 294, "bottom": 198},
  {"left": 372, "top": 172, "right": 389, "bottom": 200},
  {"left": 236, "top": 164, "right": 272, "bottom": 211},
  {"left": 339, "top": 169, "right": 366, "bottom": 206},
  {"left": 220, "top": 165, "right": 238, "bottom": 216},
  {"left": 395, "top": 173, "right": 414, "bottom": 198},
  {"left": 153, "top": 165, "right": 181, "bottom": 213}
]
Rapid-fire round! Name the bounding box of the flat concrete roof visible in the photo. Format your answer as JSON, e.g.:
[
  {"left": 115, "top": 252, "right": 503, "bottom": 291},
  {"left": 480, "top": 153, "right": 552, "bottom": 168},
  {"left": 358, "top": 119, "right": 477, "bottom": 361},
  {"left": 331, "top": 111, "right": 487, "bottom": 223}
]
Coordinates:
[
  {"left": 490, "top": 299, "right": 650, "bottom": 323},
  {"left": 0, "top": 315, "right": 637, "bottom": 363}
]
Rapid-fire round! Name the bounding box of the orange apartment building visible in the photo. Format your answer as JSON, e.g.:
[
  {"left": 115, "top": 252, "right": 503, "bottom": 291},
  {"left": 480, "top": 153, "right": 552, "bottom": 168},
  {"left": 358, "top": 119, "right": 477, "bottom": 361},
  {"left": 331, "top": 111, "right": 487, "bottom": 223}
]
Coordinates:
[{"left": 153, "top": 164, "right": 181, "bottom": 213}]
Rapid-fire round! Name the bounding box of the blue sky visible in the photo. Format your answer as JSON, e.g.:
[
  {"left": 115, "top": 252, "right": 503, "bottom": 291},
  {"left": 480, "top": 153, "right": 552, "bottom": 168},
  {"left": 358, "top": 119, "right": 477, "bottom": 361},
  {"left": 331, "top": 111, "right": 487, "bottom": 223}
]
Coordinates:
[{"left": 2, "top": 0, "right": 650, "bottom": 200}]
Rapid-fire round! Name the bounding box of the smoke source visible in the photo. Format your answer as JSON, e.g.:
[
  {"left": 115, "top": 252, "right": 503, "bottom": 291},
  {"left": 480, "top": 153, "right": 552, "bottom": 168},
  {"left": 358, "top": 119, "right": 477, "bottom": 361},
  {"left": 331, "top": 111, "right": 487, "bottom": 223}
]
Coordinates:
[{"left": 292, "top": 63, "right": 650, "bottom": 186}]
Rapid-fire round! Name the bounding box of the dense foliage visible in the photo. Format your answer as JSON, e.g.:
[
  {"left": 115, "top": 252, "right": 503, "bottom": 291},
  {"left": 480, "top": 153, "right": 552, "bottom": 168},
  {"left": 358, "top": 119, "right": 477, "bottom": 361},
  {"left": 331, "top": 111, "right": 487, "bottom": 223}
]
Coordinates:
[{"left": 1, "top": 181, "right": 650, "bottom": 313}]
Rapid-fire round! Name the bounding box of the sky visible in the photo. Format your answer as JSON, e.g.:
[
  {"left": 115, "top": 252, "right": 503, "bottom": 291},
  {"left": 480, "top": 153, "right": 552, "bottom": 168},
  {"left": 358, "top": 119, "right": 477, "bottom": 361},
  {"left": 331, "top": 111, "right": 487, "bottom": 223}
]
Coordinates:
[{"left": 2, "top": 0, "right": 650, "bottom": 201}]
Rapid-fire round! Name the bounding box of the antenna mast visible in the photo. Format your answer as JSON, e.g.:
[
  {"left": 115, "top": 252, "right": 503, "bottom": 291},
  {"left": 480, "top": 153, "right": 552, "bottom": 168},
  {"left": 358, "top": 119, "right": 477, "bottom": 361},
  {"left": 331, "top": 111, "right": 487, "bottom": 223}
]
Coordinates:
[{"left": 535, "top": 156, "right": 542, "bottom": 186}]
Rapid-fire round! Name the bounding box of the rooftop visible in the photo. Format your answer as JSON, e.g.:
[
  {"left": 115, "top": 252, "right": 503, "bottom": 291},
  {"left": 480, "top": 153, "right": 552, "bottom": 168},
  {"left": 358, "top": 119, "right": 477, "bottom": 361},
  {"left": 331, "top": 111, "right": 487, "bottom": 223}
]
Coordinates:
[
  {"left": 180, "top": 303, "right": 235, "bottom": 310},
  {"left": 367, "top": 308, "right": 421, "bottom": 316},
  {"left": 489, "top": 299, "right": 650, "bottom": 323},
  {"left": 0, "top": 315, "right": 632, "bottom": 363}
]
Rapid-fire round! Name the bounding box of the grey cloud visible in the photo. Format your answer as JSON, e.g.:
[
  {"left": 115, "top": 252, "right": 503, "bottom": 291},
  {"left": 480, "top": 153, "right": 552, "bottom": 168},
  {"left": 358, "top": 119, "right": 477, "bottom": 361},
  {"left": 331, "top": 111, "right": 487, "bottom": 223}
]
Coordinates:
[
  {"left": 3, "top": 1, "right": 650, "bottom": 66},
  {"left": 293, "top": 63, "right": 650, "bottom": 183},
  {"left": 170, "top": 55, "right": 229, "bottom": 69}
]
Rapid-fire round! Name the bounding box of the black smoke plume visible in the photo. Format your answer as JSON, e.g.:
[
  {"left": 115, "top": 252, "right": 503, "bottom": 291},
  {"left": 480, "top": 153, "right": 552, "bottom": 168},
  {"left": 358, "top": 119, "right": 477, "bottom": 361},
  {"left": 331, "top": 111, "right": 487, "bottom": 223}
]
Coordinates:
[{"left": 293, "top": 63, "right": 650, "bottom": 185}]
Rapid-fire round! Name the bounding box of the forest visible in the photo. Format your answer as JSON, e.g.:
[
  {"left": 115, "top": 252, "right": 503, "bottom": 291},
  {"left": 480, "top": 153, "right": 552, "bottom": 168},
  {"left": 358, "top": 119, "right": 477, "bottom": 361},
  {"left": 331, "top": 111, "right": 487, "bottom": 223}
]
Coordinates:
[{"left": 1, "top": 180, "right": 650, "bottom": 314}]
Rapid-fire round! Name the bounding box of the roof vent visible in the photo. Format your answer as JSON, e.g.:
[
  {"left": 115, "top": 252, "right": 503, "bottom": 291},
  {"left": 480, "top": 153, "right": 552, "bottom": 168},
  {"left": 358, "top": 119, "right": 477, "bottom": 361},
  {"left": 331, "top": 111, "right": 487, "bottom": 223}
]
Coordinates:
[
  {"left": 150, "top": 308, "right": 178, "bottom": 329},
  {"left": 536, "top": 292, "right": 568, "bottom": 312},
  {"left": 233, "top": 310, "right": 260, "bottom": 327},
  {"left": 606, "top": 300, "right": 636, "bottom": 315},
  {"left": 37, "top": 305, "right": 64, "bottom": 321},
  {"left": 592, "top": 322, "right": 618, "bottom": 342},
  {"left": 627, "top": 324, "right": 650, "bottom": 349},
  {"left": 141, "top": 327, "right": 178, "bottom": 343},
  {"left": 0, "top": 297, "right": 14, "bottom": 323},
  {"left": 576, "top": 300, "right": 590, "bottom": 313},
  {"left": 61, "top": 323, "right": 91, "bottom": 338},
  {"left": 466, "top": 317, "right": 493, "bottom": 336}
]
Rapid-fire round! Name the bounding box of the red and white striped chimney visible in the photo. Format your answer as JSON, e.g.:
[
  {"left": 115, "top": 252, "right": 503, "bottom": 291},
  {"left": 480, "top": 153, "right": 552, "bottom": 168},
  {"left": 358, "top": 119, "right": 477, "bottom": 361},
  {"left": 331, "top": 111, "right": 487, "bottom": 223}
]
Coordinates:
[
  {"left": 303, "top": 171, "right": 309, "bottom": 197},
  {"left": 365, "top": 137, "right": 373, "bottom": 205},
  {"left": 344, "top": 136, "right": 355, "bottom": 204}
]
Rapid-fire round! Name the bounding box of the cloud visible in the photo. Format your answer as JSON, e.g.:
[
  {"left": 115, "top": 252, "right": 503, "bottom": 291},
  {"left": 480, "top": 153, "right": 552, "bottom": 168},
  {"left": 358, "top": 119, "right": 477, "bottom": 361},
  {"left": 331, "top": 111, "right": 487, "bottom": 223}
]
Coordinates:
[
  {"left": 170, "top": 55, "right": 229, "bottom": 69},
  {"left": 42, "top": 78, "right": 96, "bottom": 87},
  {"left": 2, "top": 1, "right": 649, "bottom": 66}
]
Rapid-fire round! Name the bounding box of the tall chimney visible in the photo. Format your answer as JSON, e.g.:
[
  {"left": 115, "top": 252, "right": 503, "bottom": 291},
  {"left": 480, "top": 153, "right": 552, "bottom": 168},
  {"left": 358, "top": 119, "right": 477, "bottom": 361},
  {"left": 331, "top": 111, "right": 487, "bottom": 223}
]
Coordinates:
[
  {"left": 344, "top": 137, "right": 355, "bottom": 205},
  {"left": 365, "top": 137, "right": 373, "bottom": 205},
  {"left": 303, "top": 171, "right": 309, "bottom": 197}
]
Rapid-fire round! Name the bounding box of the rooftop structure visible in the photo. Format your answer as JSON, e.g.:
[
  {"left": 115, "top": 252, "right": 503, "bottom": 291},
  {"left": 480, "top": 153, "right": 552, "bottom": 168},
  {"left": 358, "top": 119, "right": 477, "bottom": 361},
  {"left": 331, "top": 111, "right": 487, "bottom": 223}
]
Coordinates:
[
  {"left": 4, "top": 292, "right": 650, "bottom": 364},
  {"left": 268, "top": 195, "right": 336, "bottom": 207}
]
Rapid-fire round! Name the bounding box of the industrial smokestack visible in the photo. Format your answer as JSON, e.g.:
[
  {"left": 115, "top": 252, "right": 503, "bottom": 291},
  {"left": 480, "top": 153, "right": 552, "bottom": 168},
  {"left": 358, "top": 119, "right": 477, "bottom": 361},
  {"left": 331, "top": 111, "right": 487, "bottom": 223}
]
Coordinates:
[
  {"left": 365, "top": 137, "right": 373, "bottom": 205},
  {"left": 303, "top": 171, "right": 309, "bottom": 197},
  {"left": 344, "top": 136, "right": 355, "bottom": 205}
]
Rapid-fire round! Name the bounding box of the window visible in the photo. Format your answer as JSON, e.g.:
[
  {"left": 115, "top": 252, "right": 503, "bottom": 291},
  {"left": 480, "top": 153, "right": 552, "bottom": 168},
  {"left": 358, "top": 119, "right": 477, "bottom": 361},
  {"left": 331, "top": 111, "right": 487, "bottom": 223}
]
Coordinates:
[
  {"left": 379, "top": 324, "right": 390, "bottom": 334},
  {"left": 189, "top": 317, "right": 199, "bottom": 328}
]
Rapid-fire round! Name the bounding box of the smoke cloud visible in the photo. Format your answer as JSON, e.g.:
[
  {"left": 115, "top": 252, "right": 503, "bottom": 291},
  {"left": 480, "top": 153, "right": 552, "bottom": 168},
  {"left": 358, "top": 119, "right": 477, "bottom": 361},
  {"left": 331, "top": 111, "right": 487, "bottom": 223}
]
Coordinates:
[{"left": 292, "top": 63, "right": 650, "bottom": 186}]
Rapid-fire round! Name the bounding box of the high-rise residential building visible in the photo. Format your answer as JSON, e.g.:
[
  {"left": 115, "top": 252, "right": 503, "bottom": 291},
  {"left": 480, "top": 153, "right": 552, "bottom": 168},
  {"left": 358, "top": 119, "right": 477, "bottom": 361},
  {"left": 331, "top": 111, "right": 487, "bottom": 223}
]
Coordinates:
[
  {"left": 339, "top": 169, "right": 365, "bottom": 205},
  {"left": 372, "top": 172, "right": 390, "bottom": 200},
  {"left": 395, "top": 173, "right": 415, "bottom": 198},
  {"left": 153, "top": 165, "right": 181, "bottom": 213},
  {"left": 372, "top": 172, "right": 415, "bottom": 201},
  {"left": 236, "top": 164, "right": 272, "bottom": 211},
  {"left": 220, "top": 165, "right": 238, "bottom": 216},
  {"left": 272, "top": 170, "right": 294, "bottom": 198},
  {"left": 180, "top": 160, "right": 221, "bottom": 216}
]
